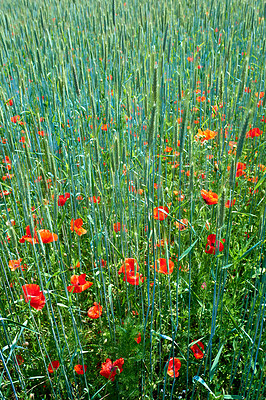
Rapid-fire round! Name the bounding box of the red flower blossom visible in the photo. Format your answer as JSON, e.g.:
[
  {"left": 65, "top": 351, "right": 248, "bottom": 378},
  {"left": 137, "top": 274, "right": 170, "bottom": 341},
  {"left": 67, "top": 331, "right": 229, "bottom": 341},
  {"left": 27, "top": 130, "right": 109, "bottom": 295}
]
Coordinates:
[
  {"left": 19, "top": 226, "right": 58, "bottom": 244},
  {"left": 225, "top": 199, "right": 236, "bottom": 208},
  {"left": 201, "top": 190, "right": 218, "bottom": 205},
  {"left": 74, "top": 364, "right": 87, "bottom": 375},
  {"left": 87, "top": 302, "right": 103, "bottom": 319},
  {"left": 167, "top": 357, "right": 181, "bottom": 378},
  {"left": 7, "top": 99, "right": 13, "bottom": 106},
  {"left": 134, "top": 333, "right": 141, "bottom": 344},
  {"left": 123, "top": 271, "right": 144, "bottom": 285},
  {"left": 205, "top": 234, "right": 225, "bottom": 255},
  {"left": 191, "top": 341, "right": 204, "bottom": 359},
  {"left": 113, "top": 222, "right": 121, "bottom": 232},
  {"left": 118, "top": 258, "right": 139, "bottom": 275},
  {"left": 10, "top": 115, "right": 21, "bottom": 123},
  {"left": 67, "top": 274, "right": 93, "bottom": 293},
  {"left": 38, "top": 230, "right": 58, "bottom": 243},
  {"left": 48, "top": 360, "right": 60, "bottom": 373},
  {"left": 16, "top": 354, "right": 24, "bottom": 365},
  {"left": 58, "top": 193, "right": 70, "bottom": 206},
  {"left": 22, "top": 284, "right": 46, "bottom": 310},
  {"left": 89, "top": 196, "right": 101, "bottom": 203},
  {"left": 246, "top": 128, "right": 263, "bottom": 138},
  {"left": 9, "top": 258, "right": 27, "bottom": 271},
  {"left": 100, "top": 358, "right": 124, "bottom": 381},
  {"left": 70, "top": 218, "right": 87, "bottom": 236},
  {"left": 152, "top": 258, "right": 175, "bottom": 275},
  {"left": 153, "top": 206, "right": 169, "bottom": 221},
  {"left": 118, "top": 258, "right": 144, "bottom": 285}
]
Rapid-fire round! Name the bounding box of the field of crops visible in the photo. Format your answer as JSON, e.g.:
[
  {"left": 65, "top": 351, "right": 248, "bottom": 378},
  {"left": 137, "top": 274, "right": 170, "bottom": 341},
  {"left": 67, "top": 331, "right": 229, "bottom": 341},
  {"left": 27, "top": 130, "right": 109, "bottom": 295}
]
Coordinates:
[{"left": 0, "top": 0, "right": 265, "bottom": 399}]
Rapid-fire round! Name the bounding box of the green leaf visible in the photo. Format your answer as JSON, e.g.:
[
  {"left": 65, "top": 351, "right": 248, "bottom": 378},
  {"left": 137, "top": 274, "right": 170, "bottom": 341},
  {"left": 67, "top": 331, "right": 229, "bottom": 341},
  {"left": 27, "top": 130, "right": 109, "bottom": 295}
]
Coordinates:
[
  {"left": 210, "top": 343, "right": 224, "bottom": 381},
  {"left": 193, "top": 376, "right": 217, "bottom": 398},
  {"left": 179, "top": 239, "right": 198, "bottom": 261},
  {"left": 254, "top": 173, "right": 266, "bottom": 191}
]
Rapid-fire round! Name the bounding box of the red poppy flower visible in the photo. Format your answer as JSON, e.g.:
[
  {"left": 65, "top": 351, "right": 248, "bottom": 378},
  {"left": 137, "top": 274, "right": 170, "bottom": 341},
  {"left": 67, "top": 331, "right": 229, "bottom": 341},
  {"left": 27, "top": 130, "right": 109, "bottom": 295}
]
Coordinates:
[
  {"left": 246, "top": 128, "right": 263, "bottom": 138},
  {"left": 201, "top": 189, "right": 218, "bottom": 205},
  {"left": 89, "top": 196, "right": 101, "bottom": 203},
  {"left": 70, "top": 218, "right": 87, "bottom": 236},
  {"left": 167, "top": 357, "right": 181, "bottom": 378},
  {"left": 122, "top": 271, "right": 144, "bottom": 285},
  {"left": 11, "top": 115, "right": 21, "bottom": 123},
  {"left": 113, "top": 222, "right": 121, "bottom": 232},
  {"left": 153, "top": 206, "right": 169, "bottom": 221},
  {"left": 22, "top": 284, "right": 46, "bottom": 310},
  {"left": 74, "top": 364, "right": 87, "bottom": 375},
  {"left": 58, "top": 193, "right": 70, "bottom": 206},
  {"left": 118, "top": 258, "right": 139, "bottom": 275},
  {"left": 87, "top": 302, "right": 103, "bottom": 319},
  {"left": 195, "top": 128, "right": 217, "bottom": 142},
  {"left": 67, "top": 274, "right": 93, "bottom": 293},
  {"left": 152, "top": 258, "right": 175, "bottom": 275},
  {"left": 9, "top": 258, "right": 27, "bottom": 271},
  {"left": 48, "top": 360, "right": 60, "bottom": 373},
  {"left": 38, "top": 230, "right": 58, "bottom": 243},
  {"left": 19, "top": 226, "right": 58, "bottom": 244},
  {"left": 191, "top": 341, "right": 204, "bottom": 359},
  {"left": 16, "top": 355, "right": 24, "bottom": 365},
  {"left": 7, "top": 99, "right": 13, "bottom": 106},
  {"left": 225, "top": 199, "right": 236, "bottom": 208},
  {"left": 134, "top": 333, "right": 141, "bottom": 344},
  {"left": 205, "top": 234, "right": 225, "bottom": 254},
  {"left": 100, "top": 358, "right": 124, "bottom": 381},
  {"left": 174, "top": 218, "right": 189, "bottom": 231}
]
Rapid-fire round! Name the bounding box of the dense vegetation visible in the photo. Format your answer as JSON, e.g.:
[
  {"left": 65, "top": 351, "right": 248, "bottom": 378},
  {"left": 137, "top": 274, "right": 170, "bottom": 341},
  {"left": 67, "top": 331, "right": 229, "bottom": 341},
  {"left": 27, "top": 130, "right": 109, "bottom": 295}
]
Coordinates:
[{"left": 0, "top": 0, "right": 265, "bottom": 399}]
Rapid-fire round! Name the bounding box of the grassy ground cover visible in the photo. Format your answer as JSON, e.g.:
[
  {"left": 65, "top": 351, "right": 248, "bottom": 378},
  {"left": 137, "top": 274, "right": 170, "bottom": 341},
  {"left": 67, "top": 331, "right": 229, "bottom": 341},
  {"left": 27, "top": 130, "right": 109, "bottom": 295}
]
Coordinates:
[{"left": 0, "top": 0, "right": 265, "bottom": 398}]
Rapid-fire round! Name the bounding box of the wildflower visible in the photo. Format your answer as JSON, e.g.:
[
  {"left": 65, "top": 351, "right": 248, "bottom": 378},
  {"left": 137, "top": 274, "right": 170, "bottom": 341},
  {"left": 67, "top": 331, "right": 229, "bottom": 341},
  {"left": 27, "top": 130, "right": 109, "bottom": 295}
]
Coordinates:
[
  {"left": 196, "top": 96, "right": 206, "bottom": 102},
  {"left": 153, "top": 206, "right": 169, "bottom": 221},
  {"left": 225, "top": 199, "right": 236, "bottom": 208},
  {"left": 19, "top": 226, "right": 58, "bottom": 244},
  {"left": 123, "top": 271, "right": 144, "bottom": 285},
  {"left": 191, "top": 342, "right": 204, "bottom": 359},
  {"left": 48, "top": 361, "right": 60, "bottom": 373},
  {"left": 174, "top": 218, "right": 189, "bottom": 231},
  {"left": 152, "top": 258, "right": 174, "bottom": 275},
  {"left": 10, "top": 115, "right": 21, "bottom": 123},
  {"left": 201, "top": 190, "right": 218, "bottom": 205},
  {"left": 67, "top": 274, "right": 93, "bottom": 293},
  {"left": 201, "top": 282, "right": 207, "bottom": 289},
  {"left": 70, "top": 218, "right": 87, "bottom": 236},
  {"left": 195, "top": 128, "right": 217, "bottom": 142},
  {"left": 16, "top": 355, "right": 24, "bottom": 365},
  {"left": 118, "top": 258, "right": 139, "bottom": 275},
  {"left": 87, "top": 302, "right": 103, "bottom": 319},
  {"left": 100, "top": 358, "right": 124, "bottom": 381},
  {"left": 113, "top": 222, "right": 121, "bottom": 232},
  {"left": 135, "top": 333, "right": 141, "bottom": 344},
  {"left": 118, "top": 258, "right": 144, "bottom": 285},
  {"left": 89, "top": 196, "right": 101, "bottom": 203},
  {"left": 167, "top": 357, "right": 181, "bottom": 378},
  {"left": 74, "top": 364, "right": 87, "bottom": 375},
  {"left": 205, "top": 234, "right": 225, "bottom": 254},
  {"left": 9, "top": 258, "right": 27, "bottom": 271},
  {"left": 246, "top": 128, "right": 263, "bottom": 138},
  {"left": 22, "top": 284, "right": 46, "bottom": 310},
  {"left": 58, "top": 193, "right": 70, "bottom": 206}
]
